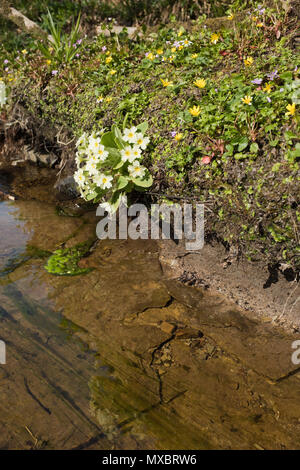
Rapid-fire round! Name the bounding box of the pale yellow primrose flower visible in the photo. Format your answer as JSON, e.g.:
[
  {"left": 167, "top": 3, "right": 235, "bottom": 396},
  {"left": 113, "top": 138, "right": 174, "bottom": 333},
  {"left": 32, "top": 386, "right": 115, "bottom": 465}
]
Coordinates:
[
  {"left": 121, "top": 146, "right": 135, "bottom": 163},
  {"left": 74, "top": 169, "right": 86, "bottom": 187},
  {"left": 128, "top": 161, "right": 146, "bottom": 178},
  {"left": 94, "top": 174, "right": 113, "bottom": 190},
  {"left": 135, "top": 134, "right": 150, "bottom": 150},
  {"left": 123, "top": 126, "right": 138, "bottom": 144}
]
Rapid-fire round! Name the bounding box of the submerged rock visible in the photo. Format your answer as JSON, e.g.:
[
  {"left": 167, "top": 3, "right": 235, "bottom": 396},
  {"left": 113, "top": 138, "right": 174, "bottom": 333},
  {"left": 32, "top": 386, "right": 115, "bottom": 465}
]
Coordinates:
[{"left": 54, "top": 176, "right": 80, "bottom": 200}]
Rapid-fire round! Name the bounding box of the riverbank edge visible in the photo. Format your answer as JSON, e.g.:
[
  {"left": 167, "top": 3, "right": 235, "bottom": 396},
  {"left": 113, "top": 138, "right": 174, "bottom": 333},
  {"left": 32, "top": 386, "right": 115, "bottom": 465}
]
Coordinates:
[{"left": 158, "top": 237, "right": 300, "bottom": 332}]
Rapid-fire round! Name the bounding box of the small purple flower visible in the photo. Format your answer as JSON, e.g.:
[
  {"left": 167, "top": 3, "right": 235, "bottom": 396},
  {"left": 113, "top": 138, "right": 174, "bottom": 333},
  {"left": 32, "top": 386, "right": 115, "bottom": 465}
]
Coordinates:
[
  {"left": 267, "top": 69, "right": 278, "bottom": 81},
  {"left": 279, "top": 88, "right": 284, "bottom": 92},
  {"left": 73, "top": 43, "right": 77, "bottom": 48},
  {"left": 4, "top": 67, "right": 9, "bottom": 72},
  {"left": 266, "top": 96, "right": 271, "bottom": 103},
  {"left": 3, "top": 59, "right": 9, "bottom": 64},
  {"left": 171, "top": 131, "right": 177, "bottom": 137},
  {"left": 214, "top": 88, "right": 218, "bottom": 92},
  {"left": 251, "top": 78, "right": 263, "bottom": 85},
  {"left": 294, "top": 66, "right": 298, "bottom": 72},
  {"left": 77, "top": 39, "right": 82, "bottom": 45},
  {"left": 102, "top": 46, "right": 107, "bottom": 52},
  {"left": 76, "top": 53, "right": 80, "bottom": 58},
  {"left": 52, "top": 70, "right": 58, "bottom": 76}
]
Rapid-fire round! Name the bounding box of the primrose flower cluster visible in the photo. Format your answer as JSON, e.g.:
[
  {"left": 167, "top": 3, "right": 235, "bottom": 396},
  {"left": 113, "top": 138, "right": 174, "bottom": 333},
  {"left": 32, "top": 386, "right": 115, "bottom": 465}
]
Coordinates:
[{"left": 74, "top": 122, "right": 152, "bottom": 213}]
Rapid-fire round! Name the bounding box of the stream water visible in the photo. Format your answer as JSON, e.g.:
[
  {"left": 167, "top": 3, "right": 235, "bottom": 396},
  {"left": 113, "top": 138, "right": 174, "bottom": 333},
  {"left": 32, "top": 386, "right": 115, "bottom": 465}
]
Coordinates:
[{"left": 0, "top": 197, "right": 299, "bottom": 450}]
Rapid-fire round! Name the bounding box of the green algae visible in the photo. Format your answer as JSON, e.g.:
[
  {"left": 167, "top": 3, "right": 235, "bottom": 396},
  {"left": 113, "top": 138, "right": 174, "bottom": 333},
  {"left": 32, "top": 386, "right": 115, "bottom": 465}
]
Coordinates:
[{"left": 45, "top": 241, "right": 94, "bottom": 276}]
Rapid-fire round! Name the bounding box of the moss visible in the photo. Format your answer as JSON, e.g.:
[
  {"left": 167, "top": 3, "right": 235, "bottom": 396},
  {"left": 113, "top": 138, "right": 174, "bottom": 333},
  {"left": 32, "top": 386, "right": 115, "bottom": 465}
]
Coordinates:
[{"left": 45, "top": 241, "right": 94, "bottom": 276}]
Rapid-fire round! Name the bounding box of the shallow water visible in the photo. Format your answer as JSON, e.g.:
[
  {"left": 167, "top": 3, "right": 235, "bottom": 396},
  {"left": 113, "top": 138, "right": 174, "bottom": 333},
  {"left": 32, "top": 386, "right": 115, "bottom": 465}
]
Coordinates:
[{"left": 0, "top": 198, "right": 299, "bottom": 450}]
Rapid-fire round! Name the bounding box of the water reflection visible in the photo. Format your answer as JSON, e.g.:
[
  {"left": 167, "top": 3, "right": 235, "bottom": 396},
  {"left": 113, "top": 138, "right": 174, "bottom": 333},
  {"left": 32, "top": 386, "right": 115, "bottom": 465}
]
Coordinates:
[{"left": 0, "top": 198, "right": 299, "bottom": 450}]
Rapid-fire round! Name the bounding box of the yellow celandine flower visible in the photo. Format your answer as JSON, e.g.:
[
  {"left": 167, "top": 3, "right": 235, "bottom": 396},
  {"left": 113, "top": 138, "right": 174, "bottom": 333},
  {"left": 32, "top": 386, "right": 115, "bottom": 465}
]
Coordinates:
[
  {"left": 109, "top": 69, "right": 117, "bottom": 75},
  {"left": 169, "top": 55, "right": 175, "bottom": 63},
  {"left": 174, "top": 133, "right": 183, "bottom": 141},
  {"left": 21, "top": 49, "right": 27, "bottom": 55},
  {"left": 171, "top": 47, "right": 176, "bottom": 53},
  {"left": 178, "top": 45, "right": 184, "bottom": 50},
  {"left": 46, "top": 59, "right": 51, "bottom": 65},
  {"left": 191, "top": 53, "right": 198, "bottom": 59},
  {"left": 105, "top": 97, "right": 113, "bottom": 103},
  {"left": 105, "top": 56, "right": 112, "bottom": 64},
  {"left": 189, "top": 105, "right": 201, "bottom": 117},
  {"left": 178, "top": 30, "right": 183, "bottom": 37},
  {"left": 106, "top": 51, "right": 111, "bottom": 55},
  {"left": 241, "top": 95, "right": 252, "bottom": 105},
  {"left": 227, "top": 14, "right": 234, "bottom": 20},
  {"left": 286, "top": 103, "right": 296, "bottom": 116},
  {"left": 244, "top": 56, "right": 254, "bottom": 66},
  {"left": 157, "top": 48, "right": 163, "bottom": 55},
  {"left": 252, "top": 16, "right": 258, "bottom": 21},
  {"left": 97, "top": 95, "right": 104, "bottom": 103},
  {"left": 210, "top": 33, "right": 219, "bottom": 44},
  {"left": 194, "top": 78, "right": 206, "bottom": 89},
  {"left": 263, "top": 83, "right": 273, "bottom": 93},
  {"left": 257, "top": 22, "right": 264, "bottom": 27},
  {"left": 146, "top": 52, "right": 154, "bottom": 61},
  {"left": 161, "top": 78, "right": 173, "bottom": 87}
]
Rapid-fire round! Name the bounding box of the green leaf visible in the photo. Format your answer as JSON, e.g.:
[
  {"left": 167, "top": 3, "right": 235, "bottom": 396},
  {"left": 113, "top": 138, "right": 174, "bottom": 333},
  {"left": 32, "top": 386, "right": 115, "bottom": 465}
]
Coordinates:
[
  {"left": 272, "top": 163, "right": 281, "bottom": 172},
  {"left": 117, "top": 175, "right": 130, "bottom": 190},
  {"left": 112, "top": 125, "right": 126, "bottom": 149},
  {"left": 238, "top": 137, "right": 249, "bottom": 152},
  {"left": 85, "top": 191, "right": 98, "bottom": 201},
  {"left": 250, "top": 143, "right": 259, "bottom": 153},
  {"left": 108, "top": 191, "right": 124, "bottom": 213},
  {"left": 132, "top": 175, "right": 153, "bottom": 188},
  {"left": 136, "top": 121, "right": 148, "bottom": 135},
  {"left": 101, "top": 131, "right": 117, "bottom": 148},
  {"left": 114, "top": 160, "right": 125, "bottom": 170},
  {"left": 280, "top": 71, "right": 293, "bottom": 82}
]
